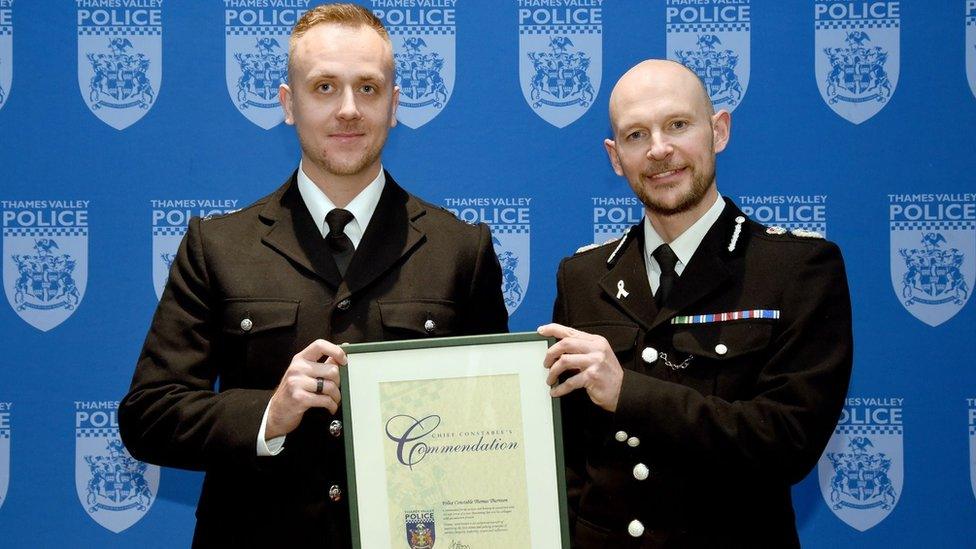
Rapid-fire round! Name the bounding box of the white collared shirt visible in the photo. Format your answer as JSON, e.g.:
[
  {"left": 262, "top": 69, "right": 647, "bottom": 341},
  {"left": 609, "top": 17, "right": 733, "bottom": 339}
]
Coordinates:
[
  {"left": 296, "top": 162, "right": 386, "bottom": 247},
  {"left": 643, "top": 195, "right": 726, "bottom": 295},
  {"left": 257, "top": 163, "right": 386, "bottom": 457}
]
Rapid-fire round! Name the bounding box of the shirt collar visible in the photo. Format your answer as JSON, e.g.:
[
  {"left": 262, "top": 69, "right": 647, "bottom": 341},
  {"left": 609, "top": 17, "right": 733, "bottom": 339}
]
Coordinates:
[
  {"left": 644, "top": 194, "right": 725, "bottom": 273},
  {"left": 296, "top": 162, "right": 386, "bottom": 248}
]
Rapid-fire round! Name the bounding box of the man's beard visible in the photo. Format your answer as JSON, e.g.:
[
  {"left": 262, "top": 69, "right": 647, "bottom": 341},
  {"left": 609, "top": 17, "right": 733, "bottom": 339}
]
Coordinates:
[
  {"left": 302, "top": 135, "right": 385, "bottom": 178},
  {"left": 634, "top": 163, "right": 715, "bottom": 216}
]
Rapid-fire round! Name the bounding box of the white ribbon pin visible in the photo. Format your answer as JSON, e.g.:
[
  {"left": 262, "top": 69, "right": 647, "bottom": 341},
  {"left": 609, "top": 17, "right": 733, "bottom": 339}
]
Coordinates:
[{"left": 616, "top": 280, "right": 630, "bottom": 299}]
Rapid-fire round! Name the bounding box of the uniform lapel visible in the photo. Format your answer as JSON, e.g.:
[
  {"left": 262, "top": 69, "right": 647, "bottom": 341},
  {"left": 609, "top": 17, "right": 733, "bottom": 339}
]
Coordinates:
[
  {"left": 259, "top": 173, "right": 343, "bottom": 288},
  {"left": 598, "top": 226, "right": 657, "bottom": 331},
  {"left": 337, "top": 172, "right": 425, "bottom": 301},
  {"left": 650, "top": 199, "right": 744, "bottom": 330}
]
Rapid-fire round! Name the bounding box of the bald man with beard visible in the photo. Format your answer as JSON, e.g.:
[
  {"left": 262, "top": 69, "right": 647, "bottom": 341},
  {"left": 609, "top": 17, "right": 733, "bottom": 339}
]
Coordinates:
[{"left": 539, "top": 60, "right": 853, "bottom": 547}]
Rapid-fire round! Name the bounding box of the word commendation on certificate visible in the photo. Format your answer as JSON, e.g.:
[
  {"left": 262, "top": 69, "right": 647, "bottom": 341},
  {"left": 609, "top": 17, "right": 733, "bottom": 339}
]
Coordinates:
[{"left": 386, "top": 414, "right": 520, "bottom": 468}]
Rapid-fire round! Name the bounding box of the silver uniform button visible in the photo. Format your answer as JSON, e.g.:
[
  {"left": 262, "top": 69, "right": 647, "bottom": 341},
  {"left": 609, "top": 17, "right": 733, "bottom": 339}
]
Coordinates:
[
  {"left": 337, "top": 299, "right": 351, "bottom": 311},
  {"left": 240, "top": 318, "right": 253, "bottom": 332},
  {"left": 715, "top": 343, "right": 728, "bottom": 355},
  {"left": 641, "top": 347, "right": 658, "bottom": 364},
  {"left": 329, "top": 420, "right": 342, "bottom": 437},
  {"left": 329, "top": 484, "right": 342, "bottom": 502},
  {"left": 614, "top": 430, "right": 628, "bottom": 442},
  {"left": 633, "top": 463, "right": 650, "bottom": 481},
  {"left": 627, "top": 436, "right": 640, "bottom": 448},
  {"left": 628, "top": 519, "right": 645, "bottom": 537},
  {"left": 424, "top": 319, "right": 436, "bottom": 333}
]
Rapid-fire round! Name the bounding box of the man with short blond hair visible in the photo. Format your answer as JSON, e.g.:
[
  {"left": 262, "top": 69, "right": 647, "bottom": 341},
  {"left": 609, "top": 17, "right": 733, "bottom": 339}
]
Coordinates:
[
  {"left": 120, "top": 4, "right": 507, "bottom": 546},
  {"left": 540, "top": 60, "right": 853, "bottom": 547}
]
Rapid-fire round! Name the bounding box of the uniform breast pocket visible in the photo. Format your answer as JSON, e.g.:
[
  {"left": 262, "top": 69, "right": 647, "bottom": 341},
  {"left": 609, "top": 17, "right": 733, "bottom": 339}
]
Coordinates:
[
  {"left": 574, "top": 321, "right": 639, "bottom": 364},
  {"left": 671, "top": 321, "right": 773, "bottom": 399},
  {"left": 220, "top": 298, "right": 300, "bottom": 386},
  {"left": 377, "top": 299, "right": 459, "bottom": 339}
]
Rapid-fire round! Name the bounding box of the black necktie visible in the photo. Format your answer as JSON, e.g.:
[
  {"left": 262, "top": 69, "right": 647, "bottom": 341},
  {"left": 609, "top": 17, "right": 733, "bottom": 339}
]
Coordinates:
[
  {"left": 325, "top": 208, "right": 355, "bottom": 277},
  {"left": 653, "top": 244, "right": 679, "bottom": 308}
]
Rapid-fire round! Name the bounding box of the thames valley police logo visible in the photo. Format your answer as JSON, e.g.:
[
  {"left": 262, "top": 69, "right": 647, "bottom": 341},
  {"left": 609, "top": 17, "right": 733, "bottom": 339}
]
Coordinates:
[
  {"left": 77, "top": 4, "right": 162, "bottom": 130},
  {"left": 815, "top": 1, "right": 900, "bottom": 124},
  {"left": 518, "top": 2, "right": 602, "bottom": 128},
  {"left": 0, "top": 0, "right": 12, "bottom": 112},
  {"left": 225, "top": 3, "right": 303, "bottom": 129},
  {"left": 818, "top": 397, "right": 903, "bottom": 531},
  {"left": 446, "top": 197, "right": 531, "bottom": 315},
  {"left": 967, "top": 0, "right": 976, "bottom": 100},
  {"left": 0, "top": 402, "right": 10, "bottom": 511},
  {"left": 404, "top": 510, "right": 436, "bottom": 549},
  {"left": 968, "top": 399, "right": 976, "bottom": 504},
  {"left": 739, "top": 194, "right": 828, "bottom": 237},
  {"left": 3, "top": 202, "right": 89, "bottom": 332},
  {"left": 666, "top": 1, "right": 750, "bottom": 112},
  {"left": 592, "top": 196, "right": 642, "bottom": 245},
  {"left": 375, "top": 2, "right": 456, "bottom": 129},
  {"left": 889, "top": 195, "right": 975, "bottom": 327},
  {"left": 75, "top": 402, "right": 159, "bottom": 533},
  {"left": 151, "top": 199, "right": 238, "bottom": 299}
]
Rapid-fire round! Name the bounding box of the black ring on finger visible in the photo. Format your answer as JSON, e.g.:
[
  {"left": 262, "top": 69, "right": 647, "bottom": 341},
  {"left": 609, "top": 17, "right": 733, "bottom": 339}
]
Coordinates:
[{"left": 315, "top": 377, "right": 325, "bottom": 395}]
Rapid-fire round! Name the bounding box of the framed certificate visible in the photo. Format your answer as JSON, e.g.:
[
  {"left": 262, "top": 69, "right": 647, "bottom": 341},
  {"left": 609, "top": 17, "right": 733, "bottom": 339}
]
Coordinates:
[{"left": 340, "top": 332, "right": 570, "bottom": 549}]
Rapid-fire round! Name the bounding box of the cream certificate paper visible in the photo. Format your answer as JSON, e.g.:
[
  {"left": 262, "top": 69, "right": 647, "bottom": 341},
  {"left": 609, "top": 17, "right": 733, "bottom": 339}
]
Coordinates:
[{"left": 342, "top": 334, "right": 567, "bottom": 549}]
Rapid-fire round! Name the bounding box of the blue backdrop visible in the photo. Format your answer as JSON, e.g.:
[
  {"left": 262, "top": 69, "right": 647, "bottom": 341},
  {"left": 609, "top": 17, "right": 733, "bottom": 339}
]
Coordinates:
[{"left": 1, "top": 1, "right": 975, "bottom": 546}]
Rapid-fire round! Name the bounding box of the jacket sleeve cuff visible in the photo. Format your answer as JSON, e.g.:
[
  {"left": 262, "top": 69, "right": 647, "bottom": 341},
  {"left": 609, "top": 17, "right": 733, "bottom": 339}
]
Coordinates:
[{"left": 256, "top": 400, "right": 286, "bottom": 457}]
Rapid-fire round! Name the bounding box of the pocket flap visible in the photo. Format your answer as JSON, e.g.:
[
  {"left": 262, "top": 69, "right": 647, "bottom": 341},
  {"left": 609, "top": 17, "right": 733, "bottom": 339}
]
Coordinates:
[
  {"left": 221, "top": 298, "right": 299, "bottom": 335},
  {"left": 672, "top": 322, "right": 772, "bottom": 360},
  {"left": 574, "top": 321, "right": 639, "bottom": 354},
  {"left": 378, "top": 299, "right": 458, "bottom": 337}
]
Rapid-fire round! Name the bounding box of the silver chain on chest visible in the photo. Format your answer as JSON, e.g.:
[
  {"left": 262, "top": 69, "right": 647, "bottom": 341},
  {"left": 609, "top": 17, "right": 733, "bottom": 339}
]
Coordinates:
[{"left": 659, "top": 352, "right": 693, "bottom": 370}]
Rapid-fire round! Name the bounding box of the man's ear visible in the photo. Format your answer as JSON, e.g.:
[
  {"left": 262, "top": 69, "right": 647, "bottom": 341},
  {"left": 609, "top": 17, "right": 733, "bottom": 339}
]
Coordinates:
[
  {"left": 711, "top": 110, "right": 731, "bottom": 153},
  {"left": 279, "top": 84, "right": 294, "bottom": 125},
  {"left": 604, "top": 138, "right": 624, "bottom": 177}
]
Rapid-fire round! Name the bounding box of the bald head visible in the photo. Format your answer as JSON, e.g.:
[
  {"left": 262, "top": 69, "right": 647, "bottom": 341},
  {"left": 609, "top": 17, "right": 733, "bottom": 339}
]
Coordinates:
[{"left": 608, "top": 59, "right": 713, "bottom": 132}]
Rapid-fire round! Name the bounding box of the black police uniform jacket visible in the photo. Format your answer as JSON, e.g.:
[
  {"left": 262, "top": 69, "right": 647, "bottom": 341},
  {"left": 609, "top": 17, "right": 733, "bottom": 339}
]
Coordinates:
[
  {"left": 554, "top": 198, "right": 853, "bottom": 548},
  {"left": 119, "top": 172, "right": 508, "bottom": 547}
]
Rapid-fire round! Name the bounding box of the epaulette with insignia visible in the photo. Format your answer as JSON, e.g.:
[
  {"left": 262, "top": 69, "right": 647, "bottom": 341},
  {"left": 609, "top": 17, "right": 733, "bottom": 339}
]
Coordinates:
[
  {"left": 202, "top": 209, "right": 240, "bottom": 221},
  {"left": 575, "top": 236, "right": 620, "bottom": 255},
  {"left": 574, "top": 242, "right": 600, "bottom": 254},
  {"left": 765, "top": 226, "right": 787, "bottom": 235},
  {"left": 790, "top": 228, "right": 824, "bottom": 239}
]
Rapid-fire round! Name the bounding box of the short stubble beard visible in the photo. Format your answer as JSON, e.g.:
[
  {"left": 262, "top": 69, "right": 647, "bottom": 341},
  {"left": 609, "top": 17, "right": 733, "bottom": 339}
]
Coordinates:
[{"left": 634, "top": 163, "right": 715, "bottom": 216}]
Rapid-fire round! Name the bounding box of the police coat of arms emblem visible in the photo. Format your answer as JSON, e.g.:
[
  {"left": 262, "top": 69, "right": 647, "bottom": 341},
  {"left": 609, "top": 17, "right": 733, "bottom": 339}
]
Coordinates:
[
  {"left": 815, "top": 3, "right": 900, "bottom": 124},
  {"left": 666, "top": 1, "right": 750, "bottom": 112},
  {"left": 890, "top": 220, "right": 974, "bottom": 327},
  {"left": 818, "top": 423, "right": 903, "bottom": 531},
  {"left": 77, "top": 9, "right": 163, "bottom": 131},
  {"left": 825, "top": 437, "right": 898, "bottom": 511},
  {"left": 86, "top": 38, "right": 155, "bottom": 110},
  {"left": 75, "top": 434, "right": 159, "bottom": 533},
  {"left": 519, "top": 10, "right": 602, "bottom": 129},
  {"left": 226, "top": 34, "right": 289, "bottom": 129},
  {"left": 526, "top": 36, "right": 595, "bottom": 111},
  {"left": 521, "top": 35, "right": 598, "bottom": 128},
  {"left": 897, "top": 233, "right": 969, "bottom": 306},
  {"left": 396, "top": 37, "right": 449, "bottom": 109},
  {"left": 673, "top": 34, "right": 745, "bottom": 108},
  {"left": 822, "top": 32, "right": 892, "bottom": 104},
  {"left": 9, "top": 239, "right": 81, "bottom": 312},
  {"left": 406, "top": 522, "right": 435, "bottom": 549},
  {"left": 4, "top": 231, "right": 88, "bottom": 332},
  {"left": 389, "top": 29, "right": 456, "bottom": 128}
]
